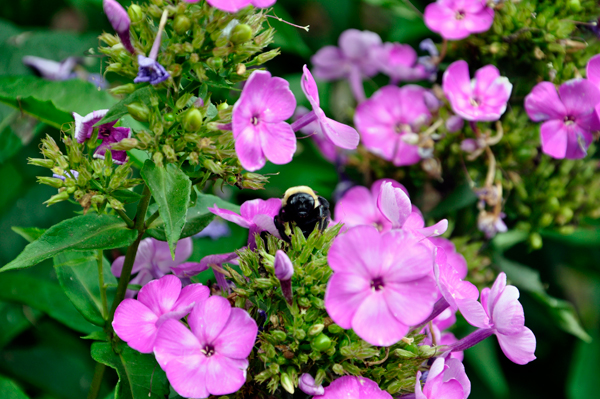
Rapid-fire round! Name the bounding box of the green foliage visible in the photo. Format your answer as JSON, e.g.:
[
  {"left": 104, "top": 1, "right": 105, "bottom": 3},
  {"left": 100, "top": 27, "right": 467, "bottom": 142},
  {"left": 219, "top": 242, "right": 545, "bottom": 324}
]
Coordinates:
[{"left": 0, "top": 375, "right": 30, "bottom": 399}]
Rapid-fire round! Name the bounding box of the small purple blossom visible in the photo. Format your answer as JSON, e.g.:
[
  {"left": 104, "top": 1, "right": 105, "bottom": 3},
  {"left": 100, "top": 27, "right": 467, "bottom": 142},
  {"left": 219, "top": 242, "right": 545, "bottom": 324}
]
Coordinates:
[
  {"left": 373, "top": 42, "right": 436, "bottom": 84},
  {"left": 424, "top": 0, "right": 494, "bottom": 41},
  {"left": 112, "top": 275, "right": 209, "bottom": 353},
  {"left": 103, "top": 0, "right": 135, "bottom": 54},
  {"left": 325, "top": 226, "right": 437, "bottom": 346},
  {"left": 524, "top": 79, "right": 600, "bottom": 159},
  {"left": 53, "top": 170, "right": 79, "bottom": 181},
  {"left": 314, "top": 376, "right": 392, "bottom": 399},
  {"left": 231, "top": 70, "right": 297, "bottom": 171},
  {"left": 443, "top": 61, "right": 512, "bottom": 122},
  {"left": 193, "top": 218, "right": 231, "bottom": 240},
  {"left": 73, "top": 109, "right": 131, "bottom": 164},
  {"left": 274, "top": 250, "right": 294, "bottom": 305},
  {"left": 173, "top": 252, "right": 239, "bottom": 294},
  {"left": 446, "top": 115, "right": 465, "bottom": 133},
  {"left": 355, "top": 85, "right": 431, "bottom": 166},
  {"left": 477, "top": 210, "right": 507, "bottom": 238},
  {"left": 184, "top": 0, "right": 275, "bottom": 13},
  {"left": 23, "top": 56, "right": 78, "bottom": 81},
  {"left": 134, "top": 10, "right": 170, "bottom": 85},
  {"left": 299, "top": 373, "right": 325, "bottom": 396},
  {"left": 154, "top": 296, "right": 258, "bottom": 398},
  {"left": 415, "top": 357, "right": 470, "bottom": 399}
]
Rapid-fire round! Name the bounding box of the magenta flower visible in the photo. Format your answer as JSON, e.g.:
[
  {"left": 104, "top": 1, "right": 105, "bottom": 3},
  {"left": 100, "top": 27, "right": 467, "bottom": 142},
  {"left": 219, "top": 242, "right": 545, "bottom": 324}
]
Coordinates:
[
  {"left": 415, "top": 357, "right": 470, "bottom": 399},
  {"left": 524, "top": 79, "right": 600, "bottom": 159},
  {"left": 112, "top": 275, "right": 209, "bottom": 353},
  {"left": 293, "top": 106, "right": 340, "bottom": 163},
  {"left": 354, "top": 85, "right": 431, "bottom": 166},
  {"left": 299, "top": 373, "right": 325, "bottom": 396},
  {"left": 373, "top": 42, "right": 436, "bottom": 84},
  {"left": 291, "top": 65, "right": 359, "bottom": 150},
  {"left": 429, "top": 237, "right": 467, "bottom": 278},
  {"left": 103, "top": 0, "right": 134, "bottom": 54},
  {"left": 111, "top": 237, "right": 193, "bottom": 296},
  {"left": 433, "top": 246, "right": 479, "bottom": 312},
  {"left": 443, "top": 61, "right": 512, "bottom": 122},
  {"left": 73, "top": 109, "right": 131, "bottom": 164},
  {"left": 325, "top": 226, "right": 437, "bottom": 346},
  {"left": 153, "top": 296, "right": 258, "bottom": 398},
  {"left": 231, "top": 70, "right": 296, "bottom": 171},
  {"left": 424, "top": 0, "right": 494, "bottom": 41},
  {"left": 311, "top": 29, "right": 382, "bottom": 102},
  {"left": 449, "top": 273, "right": 536, "bottom": 365},
  {"left": 184, "top": 0, "right": 275, "bottom": 13},
  {"left": 314, "top": 376, "right": 392, "bottom": 399}
]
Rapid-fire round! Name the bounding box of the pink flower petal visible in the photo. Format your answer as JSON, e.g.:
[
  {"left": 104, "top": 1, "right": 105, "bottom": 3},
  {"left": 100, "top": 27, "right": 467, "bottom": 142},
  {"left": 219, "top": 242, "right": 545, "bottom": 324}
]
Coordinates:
[
  {"left": 496, "top": 327, "right": 536, "bottom": 365},
  {"left": 384, "top": 276, "right": 438, "bottom": 326},
  {"left": 209, "top": 205, "right": 251, "bottom": 228},
  {"left": 328, "top": 225, "right": 382, "bottom": 276},
  {"left": 428, "top": 379, "right": 464, "bottom": 399},
  {"left": 172, "top": 283, "right": 210, "bottom": 313},
  {"left": 241, "top": 198, "right": 281, "bottom": 218},
  {"left": 212, "top": 308, "right": 258, "bottom": 358},
  {"left": 318, "top": 115, "right": 360, "bottom": 150},
  {"left": 424, "top": 3, "right": 470, "bottom": 41},
  {"left": 462, "top": 7, "right": 494, "bottom": 34},
  {"left": 473, "top": 65, "right": 500, "bottom": 97},
  {"left": 324, "top": 272, "right": 371, "bottom": 329},
  {"left": 112, "top": 299, "right": 158, "bottom": 353},
  {"left": 491, "top": 285, "right": 525, "bottom": 335},
  {"left": 586, "top": 54, "right": 600, "bottom": 87},
  {"left": 311, "top": 46, "right": 348, "bottom": 80},
  {"left": 253, "top": 214, "right": 281, "bottom": 238},
  {"left": 206, "top": 0, "right": 251, "bottom": 12},
  {"left": 443, "top": 61, "right": 472, "bottom": 104},
  {"left": 351, "top": 292, "right": 409, "bottom": 346},
  {"left": 137, "top": 275, "right": 182, "bottom": 316},
  {"left": 204, "top": 354, "right": 249, "bottom": 395},
  {"left": 190, "top": 295, "right": 232, "bottom": 345},
  {"left": 259, "top": 121, "right": 296, "bottom": 165},
  {"left": 524, "top": 81, "right": 567, "bottom": 121},
  {"left": 250, "top": 0, "right": 275, "bottom": 7},
  {"left": 301, "top": 65, "right": 320, "bottom": 109},
  {"left": 377, "top": 182, "right": 412, "bottom": 228},
  {"left": 234, "top": 125, "right": 265, "bottom": 171},
  {"left": 261, "top": 77, "right": 296, "bottom": 122},
  {"left": 456, "top": 298, "right": 490, "bottom": 328},
  {"left": 380, "top": 230, "right": 434, "bottom": 281},
  {"left": 540, "top": 119, "right": 569, "bottom": 159},
  {"left": 334, "top": 186, "right": 381, "bottom": 228},
  {"left": 560, "top": 79, "right": 600, "bottom": 131},
  {"left": 153, "top": 237, "right": 193, "bottom": 274},
  {"left": 392, "top": 139, "right": 422, "bottom": 166}
]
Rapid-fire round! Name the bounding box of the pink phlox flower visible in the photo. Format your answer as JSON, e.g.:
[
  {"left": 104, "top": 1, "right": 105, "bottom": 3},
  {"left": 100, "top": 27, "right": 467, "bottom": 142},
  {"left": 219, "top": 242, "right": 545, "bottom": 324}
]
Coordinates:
[
  {"left": 314, "top": 376, "right": 392, "bottom": 399},
  {"left": 73, "top": 109, "right": 131, "bottom": 164},
  {"left": 294, "top": 65, "right": 360, "bottom": 149},
  {"left": 477, "top": 210, "right": 507, "bottom": 238},
  {"left": 103, "top": 0, "right": 135, "bottom": 53},
  {"left": 443, "top": 60, "right": 512, "bottom": 122},
  {"left": 293, "top": 106, "right": 340, "bottom": 163},
  {"left": 172, "top": 252, "right": 239, "bottom": 294},
  {"left": 433, "top": 246, "right": 479, "bottom": 312},
  {"left": 299, "top": 373, "right": 325, "bottom": 396},
  {"left": 354, "top": 85, "right": 431, "bottom": 166},
  {"left": 524, "top": 79, "right": 600, "bottom": 159},
  {"left": 325, "top": 226, "right": 438, "bottom": 346},
  {"left": 429, "top": 237, "right": 467, "bottom": 278},
  {"left": 232, "top": 70, "right": 297, "bottom": 171},
  {"left": 184, "top": 0, "right": 275, "bottom": 13},
  {"left": 374, "top": 42, "right": 436, "bottom": 84},
  {"left": 424, "top": 0, "right": 494, "bottom": 41},
  {"left": 153, "top": 295, "right": 258, "bottom": 398},
  {"left": 111, "top": 237, "right": 193, "bottom": 297},
  {"left": 415, "top": 357, "right": 470, "bottom": 399},
  {"left": 112, "top": 275, "right": 209, "bottom": 353}
]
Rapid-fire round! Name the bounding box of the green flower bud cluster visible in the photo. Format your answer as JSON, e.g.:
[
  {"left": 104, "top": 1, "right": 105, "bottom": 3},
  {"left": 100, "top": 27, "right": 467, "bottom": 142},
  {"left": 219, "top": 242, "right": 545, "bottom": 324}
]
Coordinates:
[{"left": 228, "top": 224, "right": 437, "bottom": 397}]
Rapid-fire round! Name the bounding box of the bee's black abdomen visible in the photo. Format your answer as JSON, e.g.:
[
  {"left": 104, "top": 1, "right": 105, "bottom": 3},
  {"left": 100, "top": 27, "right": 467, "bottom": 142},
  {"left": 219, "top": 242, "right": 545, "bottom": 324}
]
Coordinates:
[{"left": 274, "top": 187, "right": 331, "bottom": 242}]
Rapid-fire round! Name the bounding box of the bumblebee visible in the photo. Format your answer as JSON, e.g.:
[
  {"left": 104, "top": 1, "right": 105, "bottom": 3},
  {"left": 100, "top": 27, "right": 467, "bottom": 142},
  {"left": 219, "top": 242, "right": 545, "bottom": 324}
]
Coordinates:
[{"left": 274, "top": 186, "right": 330, "bottom": 242}]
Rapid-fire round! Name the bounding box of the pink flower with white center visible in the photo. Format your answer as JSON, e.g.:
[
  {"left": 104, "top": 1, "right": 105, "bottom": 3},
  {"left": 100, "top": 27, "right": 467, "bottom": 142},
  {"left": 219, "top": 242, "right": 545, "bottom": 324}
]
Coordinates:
[
  {"left": 112, "top": 275, "right": 209, "bottom": 353},
  {"left": 373, "top": 42, "right": 436, "bottom": 84},
  {"left": 291, "top": 65, "right": 359, "bottom": 150},
  {"left": 232, "top": 70, "right": 297, "bottom": 171},
  {"left": 449, "top": 273, "right": 537, "bottom": 365},
  {"left": 424, "top": 0, "right": 494, "bottom": 41},
  {"left": 442, "top": 60, "right": 512, "bottom": 122},
  {"left": 111, "top": 237, "right": 193, "bottom": 297},
  {"left": 73, "top": 109, "right": 132, "bottom": 164},
  {"left": 153, "top": 296, "right": 258, "bottom": 398},
  {"left": 325, "top": 226, "right": 438, "bottom": 346},
  {"left": 415, "top": 357, "right": 470, "bottom": 399},
  {"left": 524, "top": 79, "right": 600, "bottom": 159},
  {"left": 314, "top": 376, "right": 392, "bottom": 399},
  {"left": 184, "top": 0, "right": 275, "bottom": 13},
  {"left": 354, "top": 85, "right": 431, "bottom": 166}
]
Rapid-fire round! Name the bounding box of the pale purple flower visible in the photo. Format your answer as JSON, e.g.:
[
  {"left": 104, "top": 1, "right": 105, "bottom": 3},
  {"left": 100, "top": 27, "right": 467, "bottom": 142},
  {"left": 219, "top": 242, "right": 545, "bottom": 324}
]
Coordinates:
[
  {"left": 23, "top": 56, "right": 78, "bottom": 81},
  {"left": 477, "top": 210, "right": 507, "bottom": 238},
  {"left": 524, "top": 79, "right": 600, "bottom": 159},
  {"left": 354, "top": 85, "right": 431, "bottom": 166},
  {"left": 135, "top": 10, "right": 170, "bottom": 85},
  {"left": 194, "top": 218, "right": 231, "bottom": 240},
  {"left": 111, "top": 237, "right": 193, "bottom": 297},
  {"left": 112, "top": 275, "right": 209, "bottom": 353},
  {"left": 293, "top": 106, "right": 340, "bottom": 163},
  {"left": 433, "top": 246, "right": 479, "bottom": 312},
  {"left": 449, "top": 272, "right": 537, "bottom": 365},
  {"left": 299, "top": 373, "right": 325, "bottom": 396},
  {"left": 185, "top": 0, "right": 275, "bottom": 13},
  {"left": 291, "top": 65, "right": 359, "bottom": 150},
  {"left": 274, "top": 250, "right": 294, "bottom": 304},
  {"left": 154, "top": 296, "right": 258, "bottom": 398},
  {"left": 415, "top": 357, "right": 470, "bottom": 399},
  {"left": 103, "top": 0, "right": 135, "bottom": 54},
  {"left": 424, "top": 0, "right": 494, "bottom": 41},
  {"left": 173, "top": 252, "right": 239, "bottom": 294},
  {"left": 443, "top": 61, "right": 512, "bottom": 122},
  {"left": 373, "top": 43, "right": 435, "bottom": 84},
  {"left": 314, "top": 376, "right": 392, "bottom": 399},
  {"left": 446, "top": 115, "right": 465, "bottom": 133},
  {"left": 73, "top": 109, "right": 131, "bottom": 164},
  {"left": 325, "top": 226, "right": 438, "bottom": 346},
  {"left": 429, "top": 237, "right": 467, "bottom": 279},
  {"left": 311, "top": 29, "right": 382, "bottom": 102},
  {"left": 231, "top": 70, "right": 297, "bottom": 171},
  {"left": 53, "top": 170, "right": 79, "bottom": 181}
]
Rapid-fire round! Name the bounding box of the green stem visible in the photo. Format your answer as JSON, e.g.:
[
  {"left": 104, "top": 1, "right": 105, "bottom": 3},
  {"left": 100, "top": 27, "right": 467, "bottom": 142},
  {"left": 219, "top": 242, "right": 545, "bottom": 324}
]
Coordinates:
[
  {"left": 87, "top": 362, "right": 106, "bottom": 399},
  {"left": 97, "top": 250, "right": 108, "bottom": 320},
  {"left": 145, "top": 210, "right": 161, "bottom": 229},
  {"left": 115, "top": 208, "right": 134, "bottom": 229}
]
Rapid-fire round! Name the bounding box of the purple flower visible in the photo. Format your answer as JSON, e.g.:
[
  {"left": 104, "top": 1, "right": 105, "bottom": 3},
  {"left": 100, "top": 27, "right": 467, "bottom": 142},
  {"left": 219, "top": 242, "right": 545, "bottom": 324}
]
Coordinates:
[
  {"left": 446, "top": 115, "right": 465, "bottom": 133},
  {"left": 450, "top": 272, "right": 536, "bottom": 365},
  {"left": 311, "top": 29, "right": 382, "bottom": 102},
  {"left": 524, "top": 79, "right": 600, "bottom": 159},
  {"left": 193, "top": 218, "right": 231, "bottom": 240},
  {"left": 429, "top": 237, "right": 467, "bottom": 278},
  {"left": 373, "top": 43, "right": 435, "bottom": 84},
  {"left": 111, "top": 237, "right": 193, "bottom": 297},
  {"left": 292, "top": 65, "right": 359, "bottom": 150},
  {"left": 274, "top": 250, "right": 294, "bottom": 304},
  {"left": 53, "top": 170, "right": 79, "bottom": 181},
  {"left": 424, "top": 0, "right": 494, "bottom": 41},
  {"left": 314, "top": 376, "right": 392, "bottom": 399},
  {"left": 354, "top": 85, "right": 431, "bottom": 166},
  {"left": 103, "top": 0, "right": 135, "bottom": 54},
  {"left": 172, "top": 252, "right": 239, "bottom": 294},
  {"left": 293, "top": 106, "right": 340, "bottom": 163},
  {"left": 112, "top": 275, "right": 209, "bottom": 353},
  {"left": 23, "top": 56, "right": 78, "bottom": 81},
  {"left": 433, "top": 246, "right": 479, "bottom": 312},
  {"left": 477, "top": 210, "right": 507, "bottom": 238},
  {"left": 325, "top": 226, "right": 437, "bottom": 346},
  {"left": 185, "top": 0, "right": 275, "bottom": 13},
  {"left": 135, "top": 10, "right": 170, "bottom": 85},
  {"left": 154, "top": 295, "right": 258, "bottom": 398},
  {"left": 415, "top": 357, "right": 470, "bottom": 399},
  {"left": 231, "top": 70, "right": 297, "bottom": 171},
  {"left": 443, "top": 61, "right": 512, "bottom": 122},
  {"left": 299, "top": 373, "right": 325, "bottom": 396},
  {"left": 73, "top": 109, "right": 131, "bottom": 164}
]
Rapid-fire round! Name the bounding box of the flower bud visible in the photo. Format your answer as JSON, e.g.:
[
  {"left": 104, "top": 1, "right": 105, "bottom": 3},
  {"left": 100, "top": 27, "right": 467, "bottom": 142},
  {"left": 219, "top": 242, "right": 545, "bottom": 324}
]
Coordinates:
[
  {"left": 446, "top": 115, "right": 464, "bottom": 133},
  {"left": 332, "top": 364, "right": 344, "bottom": 375},
  {"left": 308, "top": 323, "right": 324, "bottom": 336},
  {"left": 460, "top": 138, "right": 479, "bottom": 153},
  {"left": 103, "top": 0, "right": 135, "bottom": 54},
  {"left": 29, "top": 158, "right": 55, "bottom": 169},
  {"left": 311, "top": 333, "right": 332, "bottom": 352},
  {"left": 109, "top": 198, "right": 125, "bottom": 210},
  {"left": 111, "top": 138, "right": 139, "bottom": 151},
  {"left": 418, "top": 344, "right": 436, "bottom": 357},
  {"left": 37, "top": 176, "right": 64, "bottom": 188},
  {"left": 256, "top": 49, "right": 280, "bottom": 65},
  {"left": 127, "top": 4, "right": 143, "bottom": 23},
  {"left": 152, "top": 152, "right": 164, "bottom": 167},
  {"left": 231, "top": 24, "right": 253, "bottom": 44},
  {"left": 162, "top": 145, "right": 176, "bottom": 162},
  {"left": 393, "top": 348, "right": 417, "bottom": 359},
  {"left": 183, "top": 109, "right": 203, "bottom": 132},
  {"left": 299, "top": 373, "right": 324, "bottom": 396},
  {"left": 280, "top": 372, "right": 294, "bottom": 394},
  {"left": 274, "top": 250, "right": 293, "bottom": 280},
  {"left": 44, "top": 191, "right": 70, "bottom": 206},
  {"left": 271, "top": 330, "right": 287, "bottom": 342},
  {"left": 109, "top": 83, "right": 136, "bottom": 96},
  {"left": 423, "top": 90, "right": 441, "bottom": 112},
  {"left": 207, "top": 57, "right": 223, "bottom": 70},
  {"left": 125, "top": 102, "right": 150, "bottom": 122},
  {"left": 173, "top": 15, "right": 191, "bottom": 35}
]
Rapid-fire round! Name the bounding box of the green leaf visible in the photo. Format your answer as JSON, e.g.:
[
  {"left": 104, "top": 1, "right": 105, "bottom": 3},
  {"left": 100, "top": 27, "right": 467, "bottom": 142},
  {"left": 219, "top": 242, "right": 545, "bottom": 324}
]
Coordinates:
[
  {"left": 567, "top": 328, "right": 600, "bottom": 399},
  {"left": 147, "top": 192, "right": 240, "bottom": 241},
  {"left": 91, "top": 341, "right": 170, "bottom": 399},
  {"left": 0, "top": 76, "right": 117, "bottom": 129},
  {"left": 1, "top": 214, "right": 136, "bottom": 273},
  {"left": 141, "top": 161, "right": 191, "bottom": 257},
  {"left": 112, "top": 189, "right": 143, "bottom": 204},
  {"left": 11, "top": 226, "right": 47, "bottom": 243},
  {"left": 491, "top": 230, "right": 528, "bottom": 253},
  {"left": 81, "top": 330, "right": 109, "bottom": 341},
  {"left": 540, "top": 227, "right": 600, "bottom": 247},
  {"left": 95, "top": 86, "right": 154, "bottom": 126},
  {"left": 0, "top": 301, "right": 42, "bottom": 349},
  {"left": 464, "top": 336, "right": 509, "bottom": 399},
  {"left": 0, "top": 374, "right": 30, "bottom": 399},
  {"left": 54, "top": 251, "right": 117, "bottom": 326},
  {"left": 427, "top": 181, "right": 478, "bottom": 219},
  {"left": 496, "top": 255, "right": 591, "bottom": 342}
]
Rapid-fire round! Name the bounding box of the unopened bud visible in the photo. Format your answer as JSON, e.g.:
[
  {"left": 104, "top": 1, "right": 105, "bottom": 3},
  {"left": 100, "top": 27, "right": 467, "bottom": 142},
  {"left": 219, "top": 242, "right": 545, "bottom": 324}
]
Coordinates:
[
  {"left": 256, "top": 49, "right": 280, "bottom": 64},
  {"left": 203, "top": 159, "right": 223, "bottom": 174},
  {"left": 174, "top": 15, "right": 191, "bottom": 35},
  {"left": 44, "top": 191, "right": 70, "bottom": 206},
  {"left": 207, "top": 57, "right": 223, "bottom": 70},
  {"left": 153, "top": 152, "right": 164, "bottom": 167},
  {"left": 127, "top": 4, "right": 143, "bottom": 24},
  {"left": 162, "top": 145, "right": 176, "bottom": 162},
  {"left": 111, "top": 138, "right": 139, "bottom": 151},
  {"left": 446, "top": 115, "right": 464, "bottom": 133},
  {"left": 38, "top": 176, "right": 64, "bottom": 188},
  {"left": 183, "top": 109, "right": 203, "bottom": 132},
  {"left": 418, "top": 344, "right": 436, "bottom": 357},
  {"left": 231, "top": 24, "right": 253, "bottom": 44},
  {"left": 280, "top": 372, "right": 294, "bottom": 394},
  {"left": 308, "top": 324, "right": 324, "bottom": 336},
  {"left": 29, "top": 158, "right": 54, "bottom": 168},
  {"left": 126, "top": 102, "right": 150, "bottom": 122},
  {"left": 271, "top": 330, "right": 287, "bottom": 342},
  {"left": 332, "top": 364, "right": 344, "bottom": 375},
  {"left": 109, "top": 83, "right": 136, "bottom": 96},
  {"left": 393, "top": 348, "right": 417, "bottom": 359}
]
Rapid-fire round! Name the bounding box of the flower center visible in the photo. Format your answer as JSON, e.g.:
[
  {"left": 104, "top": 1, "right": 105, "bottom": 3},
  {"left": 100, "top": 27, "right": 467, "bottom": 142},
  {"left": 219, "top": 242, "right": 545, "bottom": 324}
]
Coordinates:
[
  {"left": 98, "top": 126, "right": 112, "bottom": 138},
  {"left": 394, "top": 123, "right": 410, "bottom": 134},
  {"left": 469, "top": 97, "right": 481, "bottom": 107},
  {"left": 564, "top": 115, "right": 576, "bottom": 125},
  {"left": 201, "top": 344, "right": 215, "bottom": 357},
  {"left": 251, "top": 115, "right": 260, "bottom": 125},
  {"left": 371, "top": 277, "right": 385, "bottom": 292},
  {"left": 455, "top": 10, "right": 466, "bottom": 20}
]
